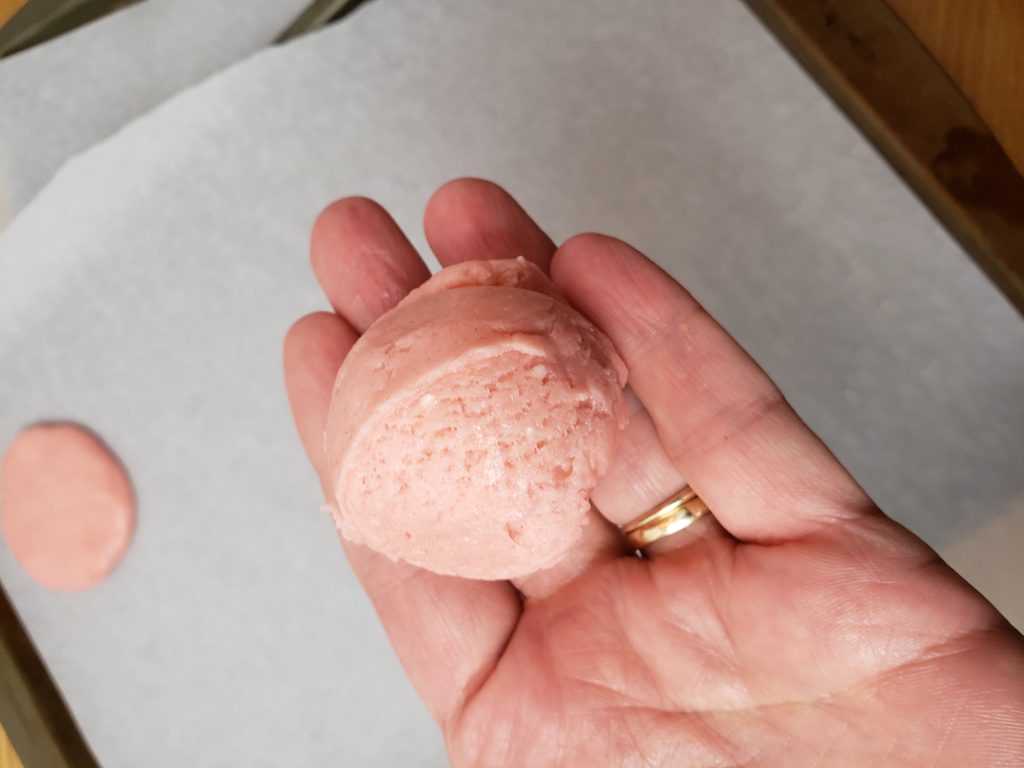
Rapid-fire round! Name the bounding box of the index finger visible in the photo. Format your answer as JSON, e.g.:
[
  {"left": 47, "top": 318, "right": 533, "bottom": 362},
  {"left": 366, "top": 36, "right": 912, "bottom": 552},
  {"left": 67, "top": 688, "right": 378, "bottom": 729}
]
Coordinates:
[{"left": 551, "top": 234, "right": 872, "bottom": 543}]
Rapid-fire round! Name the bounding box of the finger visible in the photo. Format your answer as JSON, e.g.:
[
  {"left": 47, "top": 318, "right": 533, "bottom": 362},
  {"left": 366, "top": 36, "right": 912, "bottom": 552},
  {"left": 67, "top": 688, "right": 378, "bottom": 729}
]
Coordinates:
[
  {"left": 591, "top": 391, "right": 686, "bottom": 526},
  {"left": 591, "top": 391, "right": 733, "bottom": 556},
  {"left": 551, "top": 235, "right": 871, "bottom": 544},
  {"left": 284, "top": 312, "right": 521, "bottom": 725},
  {"left": 311, "top": 197, "right": 430, "bottom": 333},
  {"left": 423, "top": 178, "right": 556, "bottom": 270},
  {"left": 283, "top": 311, "right": 359, "bottom": 496}
]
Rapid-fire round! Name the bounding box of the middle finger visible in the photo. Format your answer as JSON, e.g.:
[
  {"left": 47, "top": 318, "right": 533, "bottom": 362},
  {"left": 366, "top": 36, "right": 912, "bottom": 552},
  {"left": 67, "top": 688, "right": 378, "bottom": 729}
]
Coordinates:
[
  {"left": 311, "top": 197, "right": 430, "bottom": 332},
  {"left": 423, "top": 178, "right": 556, "bottom": 270}
]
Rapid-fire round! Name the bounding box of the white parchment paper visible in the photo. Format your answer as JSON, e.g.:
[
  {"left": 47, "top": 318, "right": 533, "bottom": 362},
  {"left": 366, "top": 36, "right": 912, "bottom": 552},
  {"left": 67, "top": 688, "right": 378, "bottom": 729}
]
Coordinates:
[
  {"left": 1, "top": 0, "right": 1022, "bottom": 765},
  {"left": 0, "top": 0, "right": 307, "bottom": 227}
]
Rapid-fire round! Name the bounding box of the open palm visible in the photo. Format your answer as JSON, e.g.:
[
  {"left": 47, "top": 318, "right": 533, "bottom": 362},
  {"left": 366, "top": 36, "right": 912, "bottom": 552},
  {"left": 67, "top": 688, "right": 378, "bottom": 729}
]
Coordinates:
[{"left": 284, "top": 179, "right": 1024, "bottom": 767}]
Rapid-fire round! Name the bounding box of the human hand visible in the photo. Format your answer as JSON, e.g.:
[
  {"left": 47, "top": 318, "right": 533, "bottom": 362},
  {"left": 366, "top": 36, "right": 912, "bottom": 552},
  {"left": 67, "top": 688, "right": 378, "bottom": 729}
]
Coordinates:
[{"left": 283, "top": 179, "right": 1024, "bottom": 766}]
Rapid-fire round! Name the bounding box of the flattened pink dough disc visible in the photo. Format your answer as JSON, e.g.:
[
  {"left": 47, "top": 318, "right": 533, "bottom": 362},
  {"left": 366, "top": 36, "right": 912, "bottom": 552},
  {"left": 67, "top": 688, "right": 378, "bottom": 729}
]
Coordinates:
[
  {"left": 325, "top": 258, "right": 629, "bottom": 579},
  {"left": 1, "top": 424, "right": 134, "bottom": 591}
]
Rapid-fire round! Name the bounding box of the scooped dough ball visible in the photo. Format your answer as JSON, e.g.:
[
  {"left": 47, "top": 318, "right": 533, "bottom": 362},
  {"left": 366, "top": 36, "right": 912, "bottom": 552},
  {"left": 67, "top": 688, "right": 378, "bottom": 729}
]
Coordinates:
[{"left": 325, "top": 258, "right": 628, "bottom": 579}]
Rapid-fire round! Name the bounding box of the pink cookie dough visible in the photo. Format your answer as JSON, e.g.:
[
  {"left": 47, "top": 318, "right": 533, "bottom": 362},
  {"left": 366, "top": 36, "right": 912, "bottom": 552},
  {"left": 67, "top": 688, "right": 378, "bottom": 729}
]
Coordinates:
[
  {"left": 325, "top": 258, "right": 628, "bottom": 579},
  {"left": 1, "top": 424, "right": 134, "bottom": 591}
]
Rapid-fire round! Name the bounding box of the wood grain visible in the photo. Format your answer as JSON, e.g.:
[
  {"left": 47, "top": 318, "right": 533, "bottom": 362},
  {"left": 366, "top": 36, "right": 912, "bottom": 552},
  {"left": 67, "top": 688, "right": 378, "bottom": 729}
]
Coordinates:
[
  {"left": 0, "top": 725, "right": 25, "bottom": 768},
  {"left": 0, "top": 0, "right": 27, "bottom": 28},
  {"left": 742, "top": 0, "right": 1024, "bottom": 314},
  {"left": 886, "top": 0, "right": 1024, "bottom": 175}
]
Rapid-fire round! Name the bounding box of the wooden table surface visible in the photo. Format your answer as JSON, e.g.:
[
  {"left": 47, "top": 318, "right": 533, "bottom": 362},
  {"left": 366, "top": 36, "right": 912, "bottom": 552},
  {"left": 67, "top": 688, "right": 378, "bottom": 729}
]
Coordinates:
[
  {"left": 0, "top": 0, "right": 25, "bottom": 27},
  {"left": 742, "top": 0, "right": 1024, "bottom": 312},
  {"left": 0, "top": 726, "right": 24, "bottom": 768},
  {"left": 887, "top": 0, "right": 1024, "bottom": 176}
]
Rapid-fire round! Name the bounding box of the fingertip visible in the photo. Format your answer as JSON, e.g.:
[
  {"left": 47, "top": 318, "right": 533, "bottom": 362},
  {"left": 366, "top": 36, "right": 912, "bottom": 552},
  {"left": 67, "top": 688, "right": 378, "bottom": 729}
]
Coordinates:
[
  {"left": 551, "top": 231, "right": 621, "bottom": 283},
  {"left": 556, "top": 230, "right": 625, "bottom": 254},
  {"left": 552, "top": 233, "right": 693, "bottom": 355},
  {"left": 424, "top": 178, "right": 555, "bottom": 269},
  {"left": 310, "top": 197, "right": 429, "bottom": 331},
  {"left": 284, "top": 309, "right": 331, "bottom": 346},
  {"left": 552, "top": 231, "right": 661, "bottom": 293},
  {"left": 552, "top": 233, "right": 647, "bottom": 308},
  {"left": 423, "top": 178, "right": 505, "bottom": 238},
  {"left": 311, "top": 197, "right": 383, "bottom": 267},
  {"left": 425, "top": 177, "right": 501, "bottom": 211},
  {"left": 283, "top": 311, "right": 352, "bottom": 375}
]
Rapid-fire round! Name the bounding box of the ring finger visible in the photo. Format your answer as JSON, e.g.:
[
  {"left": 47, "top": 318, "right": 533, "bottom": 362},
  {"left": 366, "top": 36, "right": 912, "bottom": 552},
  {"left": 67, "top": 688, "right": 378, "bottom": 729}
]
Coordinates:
[{"left": 591, "top": 390, "right": 733, "bottom": 557}]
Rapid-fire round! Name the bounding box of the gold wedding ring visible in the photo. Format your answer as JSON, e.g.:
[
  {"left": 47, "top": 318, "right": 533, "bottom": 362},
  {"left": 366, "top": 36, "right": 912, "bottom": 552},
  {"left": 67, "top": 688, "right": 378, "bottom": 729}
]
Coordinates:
[{"left": 620, "top": 485, "right": 711, "bottom": 550}]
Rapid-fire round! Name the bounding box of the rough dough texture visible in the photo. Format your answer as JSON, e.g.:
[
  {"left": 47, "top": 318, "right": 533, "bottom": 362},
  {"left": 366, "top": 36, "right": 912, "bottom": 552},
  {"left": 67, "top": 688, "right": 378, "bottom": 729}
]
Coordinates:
[
  {"left": 325, "top": 258, "right": 628, "bottom": 579},
  {"left": 1, "top": 424, "right": 134, "bottom": 591}
]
